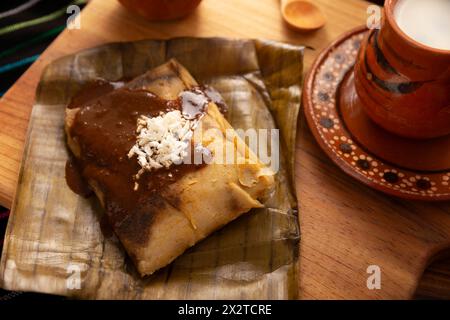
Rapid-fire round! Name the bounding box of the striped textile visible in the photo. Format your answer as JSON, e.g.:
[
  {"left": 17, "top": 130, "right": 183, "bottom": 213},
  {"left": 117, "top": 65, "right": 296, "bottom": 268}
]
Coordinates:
[
  {"left": 0, "top": 0, "right": 86, "bottom": 300},
  {"left": 0, "top": 207, "right": 8, "bottom": 249},
  {"left": 0, "top": 0, "right": 87, "bottom": 97}
]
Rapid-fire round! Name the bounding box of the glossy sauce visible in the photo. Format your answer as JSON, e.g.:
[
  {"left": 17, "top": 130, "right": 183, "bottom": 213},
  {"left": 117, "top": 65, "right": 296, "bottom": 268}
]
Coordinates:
[
  {"left": 67, "top": 79, "right": 123, "bottom": 109},
  {"left": 204, "top": 85, "right": 228, "bottom": 115},
  {"left": 66, "top": 80, "right": 218, "bottom": 245},
  {"left": 65, "top": 157, "right": 92, "bottom": 197}
]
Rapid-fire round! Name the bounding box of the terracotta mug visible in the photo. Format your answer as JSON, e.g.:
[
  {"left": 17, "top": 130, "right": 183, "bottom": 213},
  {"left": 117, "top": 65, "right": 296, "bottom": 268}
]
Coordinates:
[
  {"left": 354, "top": 0, "right": 450, "bottom": 139},
  {"left": 118, "top": 0, "right": 202, "bottom": 21}
]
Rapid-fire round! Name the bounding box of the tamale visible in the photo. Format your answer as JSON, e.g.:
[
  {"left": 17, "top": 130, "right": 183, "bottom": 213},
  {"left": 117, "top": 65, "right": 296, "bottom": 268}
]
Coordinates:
[{"left": 65, "top": 60, "right": 275, "bottom": 276}]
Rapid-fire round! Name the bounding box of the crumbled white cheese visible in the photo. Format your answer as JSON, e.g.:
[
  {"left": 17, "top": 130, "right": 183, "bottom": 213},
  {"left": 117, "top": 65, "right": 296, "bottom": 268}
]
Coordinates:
[{"left": 128, "top": 110, "right": 194, "bottom": 179}]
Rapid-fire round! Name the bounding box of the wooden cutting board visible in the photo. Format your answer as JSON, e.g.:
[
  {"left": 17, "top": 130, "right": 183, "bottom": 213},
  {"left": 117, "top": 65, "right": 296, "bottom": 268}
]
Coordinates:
[{"left": 0, "top": 0, "right": 449, "bottom": 299}]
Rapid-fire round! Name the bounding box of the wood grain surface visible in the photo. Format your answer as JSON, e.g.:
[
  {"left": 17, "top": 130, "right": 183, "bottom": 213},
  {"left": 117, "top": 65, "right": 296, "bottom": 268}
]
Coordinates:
[{"left": 0, "top": 0, "right": 449, "bottom": 299}]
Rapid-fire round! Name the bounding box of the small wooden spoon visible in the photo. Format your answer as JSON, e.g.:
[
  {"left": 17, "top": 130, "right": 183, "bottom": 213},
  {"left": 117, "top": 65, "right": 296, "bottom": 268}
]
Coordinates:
[{"left": 281, "top": 0, "right": 326, "bottom": 31}]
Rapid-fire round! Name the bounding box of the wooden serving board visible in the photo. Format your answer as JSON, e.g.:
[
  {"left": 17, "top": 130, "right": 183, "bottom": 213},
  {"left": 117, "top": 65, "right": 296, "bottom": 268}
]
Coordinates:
[{"left": 0, "top": 0, "right": 449, "bottom": 299}]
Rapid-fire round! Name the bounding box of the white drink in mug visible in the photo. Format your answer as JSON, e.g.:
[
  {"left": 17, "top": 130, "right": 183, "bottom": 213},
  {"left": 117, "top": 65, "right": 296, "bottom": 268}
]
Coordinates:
[{"left": 394, "top": 0, "right": 450, "bottom": 51}]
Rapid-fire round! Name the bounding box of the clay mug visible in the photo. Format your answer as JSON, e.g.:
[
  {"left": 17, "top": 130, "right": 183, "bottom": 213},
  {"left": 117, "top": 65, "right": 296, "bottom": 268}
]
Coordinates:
[
  {"left": 118, "top": 0, "right": 202, "bottom": 21},
  {"left": 353, "top": 0, "right": 450, "bottom": 139}
]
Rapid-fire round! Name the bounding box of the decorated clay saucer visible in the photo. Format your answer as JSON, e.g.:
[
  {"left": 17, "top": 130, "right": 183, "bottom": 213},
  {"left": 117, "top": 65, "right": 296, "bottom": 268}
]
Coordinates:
[{"left": 303, "top": 26, "right": 450, "bottom": 201}]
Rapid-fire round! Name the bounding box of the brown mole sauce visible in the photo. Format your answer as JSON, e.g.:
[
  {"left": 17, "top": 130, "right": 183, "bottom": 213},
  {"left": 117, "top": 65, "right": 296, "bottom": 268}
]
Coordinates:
[
  {"left": 203, "top": 85, "right": 228, "bottom": 115},
  {"left": 66, "top": 80, "right": 215, "bottom": 245},
  {"left": 65, "top": 157, "right": 93, "bottom": 198},
  {"left": 67, "top": 79, "right": 122, "bottom": 109},
  {"left": 65, "top": 80, "right": 121, "bottom": 198}
]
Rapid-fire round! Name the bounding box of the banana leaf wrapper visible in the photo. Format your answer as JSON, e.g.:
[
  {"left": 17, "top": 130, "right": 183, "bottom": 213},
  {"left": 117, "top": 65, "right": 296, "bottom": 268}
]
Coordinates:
[{"left": 0, "top": 38, "right": 303, "bottom": 299}]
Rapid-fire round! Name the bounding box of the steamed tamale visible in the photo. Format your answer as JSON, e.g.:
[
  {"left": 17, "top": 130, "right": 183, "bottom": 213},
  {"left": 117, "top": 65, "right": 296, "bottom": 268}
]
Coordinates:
[{"left": 65, "top": 60, "right": 275, "bottom": 276}]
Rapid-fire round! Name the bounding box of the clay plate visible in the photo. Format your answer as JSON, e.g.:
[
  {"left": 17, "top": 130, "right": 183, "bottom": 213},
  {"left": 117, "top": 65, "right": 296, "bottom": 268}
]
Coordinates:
[{"left": 303, "top": 26, "right": 450, "bottom": 201}]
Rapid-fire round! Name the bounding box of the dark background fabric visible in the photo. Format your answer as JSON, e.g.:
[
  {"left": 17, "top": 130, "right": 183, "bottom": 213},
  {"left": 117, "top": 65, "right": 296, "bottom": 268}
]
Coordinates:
[
  {"left": 0, "top": 0, "right": 84, "bottom": 96},
  {"left": 0, "top": 0, "right": 383, "bottom": 300}
]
